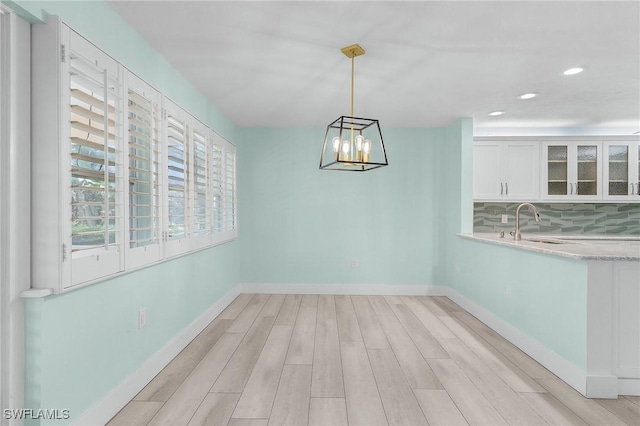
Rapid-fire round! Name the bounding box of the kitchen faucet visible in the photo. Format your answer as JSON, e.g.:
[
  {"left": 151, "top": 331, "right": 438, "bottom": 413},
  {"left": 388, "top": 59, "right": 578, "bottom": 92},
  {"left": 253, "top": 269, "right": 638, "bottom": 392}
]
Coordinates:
[{"left": 511, "top": 203, "right": 540, "bottom": 241}]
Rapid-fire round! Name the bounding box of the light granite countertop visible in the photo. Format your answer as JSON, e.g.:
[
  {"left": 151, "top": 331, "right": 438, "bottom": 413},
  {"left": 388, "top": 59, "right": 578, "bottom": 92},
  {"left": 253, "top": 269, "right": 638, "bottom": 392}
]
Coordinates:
[{"left": 458, "top": 233, "right": 640, "bottom": 261}]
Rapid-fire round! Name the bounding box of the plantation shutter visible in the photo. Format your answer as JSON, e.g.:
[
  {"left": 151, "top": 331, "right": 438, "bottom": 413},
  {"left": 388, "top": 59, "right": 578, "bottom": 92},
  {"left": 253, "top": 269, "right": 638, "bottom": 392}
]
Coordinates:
[
  {"left": 223, "top": 145, "right": 237, "bottom": 232},
  {"left": 211, "top": 138, "right": 224, "bottom": 234},
  {"left": 166, "top": 112, "right": 187, "bottom": 240},
  {"left": 125, "top": 74, "right": 162, "bottom": 268},
  {"left": 193, "top": 128, "right": 209, "bottom": 236},
  {"left": 67, "top": 29, "right": 124, "bottom": 285},
  {"left": 69, "top": 55, "right": 120, "bottom": 252}
]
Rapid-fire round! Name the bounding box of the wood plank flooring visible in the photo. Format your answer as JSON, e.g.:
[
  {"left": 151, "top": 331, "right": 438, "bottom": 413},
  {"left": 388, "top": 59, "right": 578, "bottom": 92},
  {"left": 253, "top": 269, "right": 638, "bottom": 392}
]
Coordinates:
[{"left": 109, "top": 295, "right": 638, "bottom": 426}]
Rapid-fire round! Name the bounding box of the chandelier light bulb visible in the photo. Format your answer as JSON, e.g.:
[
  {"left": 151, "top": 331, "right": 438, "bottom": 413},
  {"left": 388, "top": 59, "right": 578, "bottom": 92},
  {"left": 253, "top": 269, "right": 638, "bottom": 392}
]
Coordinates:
[
  {"left": 332, "top": 136, "right": 340, "bottom": 152},
  {"left": 355, "top": 134, "right": 364, "bottom": 151},
  {"left": 363, "top": 139, "right": 371, "bottom": 153},
  {"left": 342, "top": 141, "right": 350, "bottom": 154}
]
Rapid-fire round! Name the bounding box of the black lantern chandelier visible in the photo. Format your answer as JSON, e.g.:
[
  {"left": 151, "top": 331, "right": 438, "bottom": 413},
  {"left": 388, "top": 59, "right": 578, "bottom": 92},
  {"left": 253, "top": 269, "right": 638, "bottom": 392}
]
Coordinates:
[{"left": 319, "top": 44, "right": 388, "bottom": 171}]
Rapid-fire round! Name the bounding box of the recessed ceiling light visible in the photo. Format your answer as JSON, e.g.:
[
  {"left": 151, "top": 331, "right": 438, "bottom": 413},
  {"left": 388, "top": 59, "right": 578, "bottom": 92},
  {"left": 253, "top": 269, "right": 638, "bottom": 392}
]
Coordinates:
[
  {"left": 517, "top": 93, "right": 538, "bottom": 100},
  {"left": 488, "top": 111, "right": 505, "bottom": 116},
  {"left": 563, "top": 67, "right": 584, "bottom": 76}
]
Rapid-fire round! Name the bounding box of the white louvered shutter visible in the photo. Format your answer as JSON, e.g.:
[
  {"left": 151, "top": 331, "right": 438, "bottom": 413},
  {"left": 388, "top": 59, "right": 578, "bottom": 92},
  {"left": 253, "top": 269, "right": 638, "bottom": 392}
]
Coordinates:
[
  {"left": 67, "top": 29, "right": 124, "bottom": 285},
  {"left": 164, "top": 100, "right": 190, "bottom": 257},
  {"left": 125, "top": 73, "right": 162, "bottom": 268},
  {"left": 211, "top": 136, "right": 224, "bottom": 237},
  {"left": 223, "top": 144, "right": 237, "bottom": 232},
  {"left": 191, "top": 123, "right": 210, "bottom": 248}
]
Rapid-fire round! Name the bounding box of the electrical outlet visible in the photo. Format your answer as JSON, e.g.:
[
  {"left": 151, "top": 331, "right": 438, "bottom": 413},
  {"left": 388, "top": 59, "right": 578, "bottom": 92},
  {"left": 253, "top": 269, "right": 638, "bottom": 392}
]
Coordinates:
[
  {"left": 138, "top": 308, "right": 147, "bottom": 329},
  {"left": 351, "top": 259, "right": 359, "bottom": 268},
  {"left": 505, "top": 284, "right": 513, "bottom": 299},
  {"left": 501, "top": 214, "right": 509, "bottom": 224}
]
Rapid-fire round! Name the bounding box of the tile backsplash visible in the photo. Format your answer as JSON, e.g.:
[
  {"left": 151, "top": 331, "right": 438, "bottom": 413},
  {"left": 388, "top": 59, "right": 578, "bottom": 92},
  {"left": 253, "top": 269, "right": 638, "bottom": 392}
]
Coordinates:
[{"left": 474, "top": 203, "right": 640, "bottom": 235}]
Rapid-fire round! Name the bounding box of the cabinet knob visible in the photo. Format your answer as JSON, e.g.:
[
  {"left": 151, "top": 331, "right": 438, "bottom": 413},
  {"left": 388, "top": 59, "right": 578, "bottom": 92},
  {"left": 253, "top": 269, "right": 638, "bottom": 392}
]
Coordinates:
[
  {"left": 569, "top": 183, "right": 573, "bottom": 195},
  {"left": 505, "top": 182, "right": 508, "bottom": 195},
  {"left": 500, "top": 182, "right": 504, "bottom": 195}
]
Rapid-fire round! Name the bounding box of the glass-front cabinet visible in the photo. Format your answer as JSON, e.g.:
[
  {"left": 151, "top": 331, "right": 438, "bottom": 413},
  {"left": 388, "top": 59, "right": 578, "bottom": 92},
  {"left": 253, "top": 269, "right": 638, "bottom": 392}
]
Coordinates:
[
  {"left": 542, "top": 142, "right": 602, "bottom": 201},
  {"left": 603, "top": 141, "right": 640, "bottom": 200}
]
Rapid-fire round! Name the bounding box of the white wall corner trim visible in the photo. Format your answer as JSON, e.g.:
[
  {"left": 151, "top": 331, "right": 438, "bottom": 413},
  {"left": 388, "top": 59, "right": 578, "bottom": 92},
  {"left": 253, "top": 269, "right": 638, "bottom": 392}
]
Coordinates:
[
  {"left": 238, "top": 283, "right": 447, "bottom": 296},
  {"left": 73, "top": 285, "right": 242, "bottom": 426},
  {"left": 586, "top": 375, "right": 619, "bottom": 399},
  {"left": 444, "top": 287, "right": 588, "bottom": 396}
]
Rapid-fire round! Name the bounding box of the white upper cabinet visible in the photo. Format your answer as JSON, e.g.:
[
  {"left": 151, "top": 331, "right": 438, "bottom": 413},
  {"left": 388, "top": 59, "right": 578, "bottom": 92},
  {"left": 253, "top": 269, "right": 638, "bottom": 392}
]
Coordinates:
[
  {"left": 542, "top": 141, "right": 602, "bottom": 201},
  {"left": 473, "top": 141, "right": 539, "bottom": 201},
  {"left": 603, "top": 141, "right": 640, "bottom": 201},
  {"left": 475, "top": 137, "right": 639, "bottom": 203}
]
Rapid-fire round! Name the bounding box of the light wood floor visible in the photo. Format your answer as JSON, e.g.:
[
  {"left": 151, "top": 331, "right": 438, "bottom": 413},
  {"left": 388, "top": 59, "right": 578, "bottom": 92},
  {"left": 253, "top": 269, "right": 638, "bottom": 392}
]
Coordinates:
[{"left": 108, "top": 294, "right": 640, "bottom": 426}]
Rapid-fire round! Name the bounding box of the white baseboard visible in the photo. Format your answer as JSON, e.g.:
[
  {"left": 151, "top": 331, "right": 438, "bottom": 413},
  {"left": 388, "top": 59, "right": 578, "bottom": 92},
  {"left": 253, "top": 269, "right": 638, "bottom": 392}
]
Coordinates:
[
  {"left": 239, "top": 283, "right": 447, "bottom": 296},
  {"left": 619, "top": 378, "right": 640, "bottom": 396},
  {"left": 73, "top": 285, "right": 242, "bottom": 426},
  {"left": 444, "top": 287, "right": 588, "bottom": 396}
]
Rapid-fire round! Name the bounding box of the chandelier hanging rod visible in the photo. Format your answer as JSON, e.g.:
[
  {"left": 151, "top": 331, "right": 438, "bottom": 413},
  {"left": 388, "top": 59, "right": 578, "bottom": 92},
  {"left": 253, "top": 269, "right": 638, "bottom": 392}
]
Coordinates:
[{"left": 341, "top": 44, "right": 365, "bottom": 117}]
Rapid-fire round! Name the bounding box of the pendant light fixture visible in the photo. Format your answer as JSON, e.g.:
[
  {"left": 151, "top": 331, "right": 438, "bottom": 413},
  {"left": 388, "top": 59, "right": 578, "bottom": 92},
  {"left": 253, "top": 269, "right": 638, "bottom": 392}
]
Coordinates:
[{"left": 319, "top": 44, "right": 388, "bottom": 171}]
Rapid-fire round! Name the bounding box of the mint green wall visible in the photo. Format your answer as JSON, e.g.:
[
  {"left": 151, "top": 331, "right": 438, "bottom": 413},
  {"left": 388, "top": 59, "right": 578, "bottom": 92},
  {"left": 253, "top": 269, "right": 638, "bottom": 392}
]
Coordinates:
[
  {"left": 237, "top": 127, "right": 444, "bottom": 285},
  {"left": 13, "top": 1, "right": 242, "bottom": 424},
  {"left": 447, "top": 238, "right": 588, "bottom": 369},
  {"left": 441, "top": 118, "right": 587, "bottom": 369},
  {"left": 24, "top": 246, "right": 239, "bottom": 425}
]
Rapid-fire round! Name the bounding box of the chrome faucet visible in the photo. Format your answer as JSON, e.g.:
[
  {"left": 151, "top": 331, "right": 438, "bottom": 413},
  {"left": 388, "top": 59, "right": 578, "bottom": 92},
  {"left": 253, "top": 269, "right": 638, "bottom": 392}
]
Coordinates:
[{"left": 511, "top": 203, "right": 540, "bottom": 241}]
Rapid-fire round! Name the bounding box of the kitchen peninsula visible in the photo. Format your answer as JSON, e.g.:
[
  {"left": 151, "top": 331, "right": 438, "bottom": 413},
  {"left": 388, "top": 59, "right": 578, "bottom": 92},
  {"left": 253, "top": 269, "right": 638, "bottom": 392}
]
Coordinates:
[{"left": 454, "top": 233, "right": 639, "bottom": 399}]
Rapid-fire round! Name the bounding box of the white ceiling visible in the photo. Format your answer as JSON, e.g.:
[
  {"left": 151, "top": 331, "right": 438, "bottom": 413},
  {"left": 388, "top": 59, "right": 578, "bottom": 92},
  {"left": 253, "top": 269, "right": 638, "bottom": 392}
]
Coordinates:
[{"left": 108, "top": 0, "right": 640, "bottom": 130}]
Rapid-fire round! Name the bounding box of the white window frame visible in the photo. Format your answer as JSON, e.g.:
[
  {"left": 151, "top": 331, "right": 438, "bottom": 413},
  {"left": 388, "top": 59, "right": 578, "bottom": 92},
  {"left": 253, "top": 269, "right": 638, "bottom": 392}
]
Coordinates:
[{"left": 31, "top": 16, "right": 238, "bottom": 293}]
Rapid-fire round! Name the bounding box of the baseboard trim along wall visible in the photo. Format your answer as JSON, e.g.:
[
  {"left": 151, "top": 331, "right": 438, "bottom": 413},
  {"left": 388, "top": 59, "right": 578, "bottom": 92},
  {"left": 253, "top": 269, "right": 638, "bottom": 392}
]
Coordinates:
[
  {"left": 73, "top": 286, "right": 241, "bottom": 426},
  {"left": 238, "top": 283, "right": 448, "bottom": 296},
  {"left": 444, "top": 287, "right": 589, "bottom": 397}
]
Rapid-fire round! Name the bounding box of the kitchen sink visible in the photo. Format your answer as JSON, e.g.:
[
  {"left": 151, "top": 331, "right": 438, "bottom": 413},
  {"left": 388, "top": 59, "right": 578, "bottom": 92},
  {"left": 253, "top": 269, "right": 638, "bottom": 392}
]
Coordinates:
[{"left": 524, "top": 237, "right": 570, "bottom": 245}]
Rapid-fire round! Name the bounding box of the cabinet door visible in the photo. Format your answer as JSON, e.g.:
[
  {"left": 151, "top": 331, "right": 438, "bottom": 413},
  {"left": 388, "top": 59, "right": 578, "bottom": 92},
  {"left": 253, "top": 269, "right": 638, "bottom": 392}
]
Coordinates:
[
  {"left": 473, "top": 142, "right": 502, "bottom": 200},
  {"left": 542, "top": 143, "right": 570, "bottom": 199},
  {"left": 603, "top": 141, "right": 640, "bottom": 200},
  {"left": 503, "top": 142, "right": 539, "bottom": 200},
  {"left": 543, "top": 142, "right": 602, "bottom": 201},
  {"left": 575, "top": 143, "right": 601, "bottom": 200}
]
